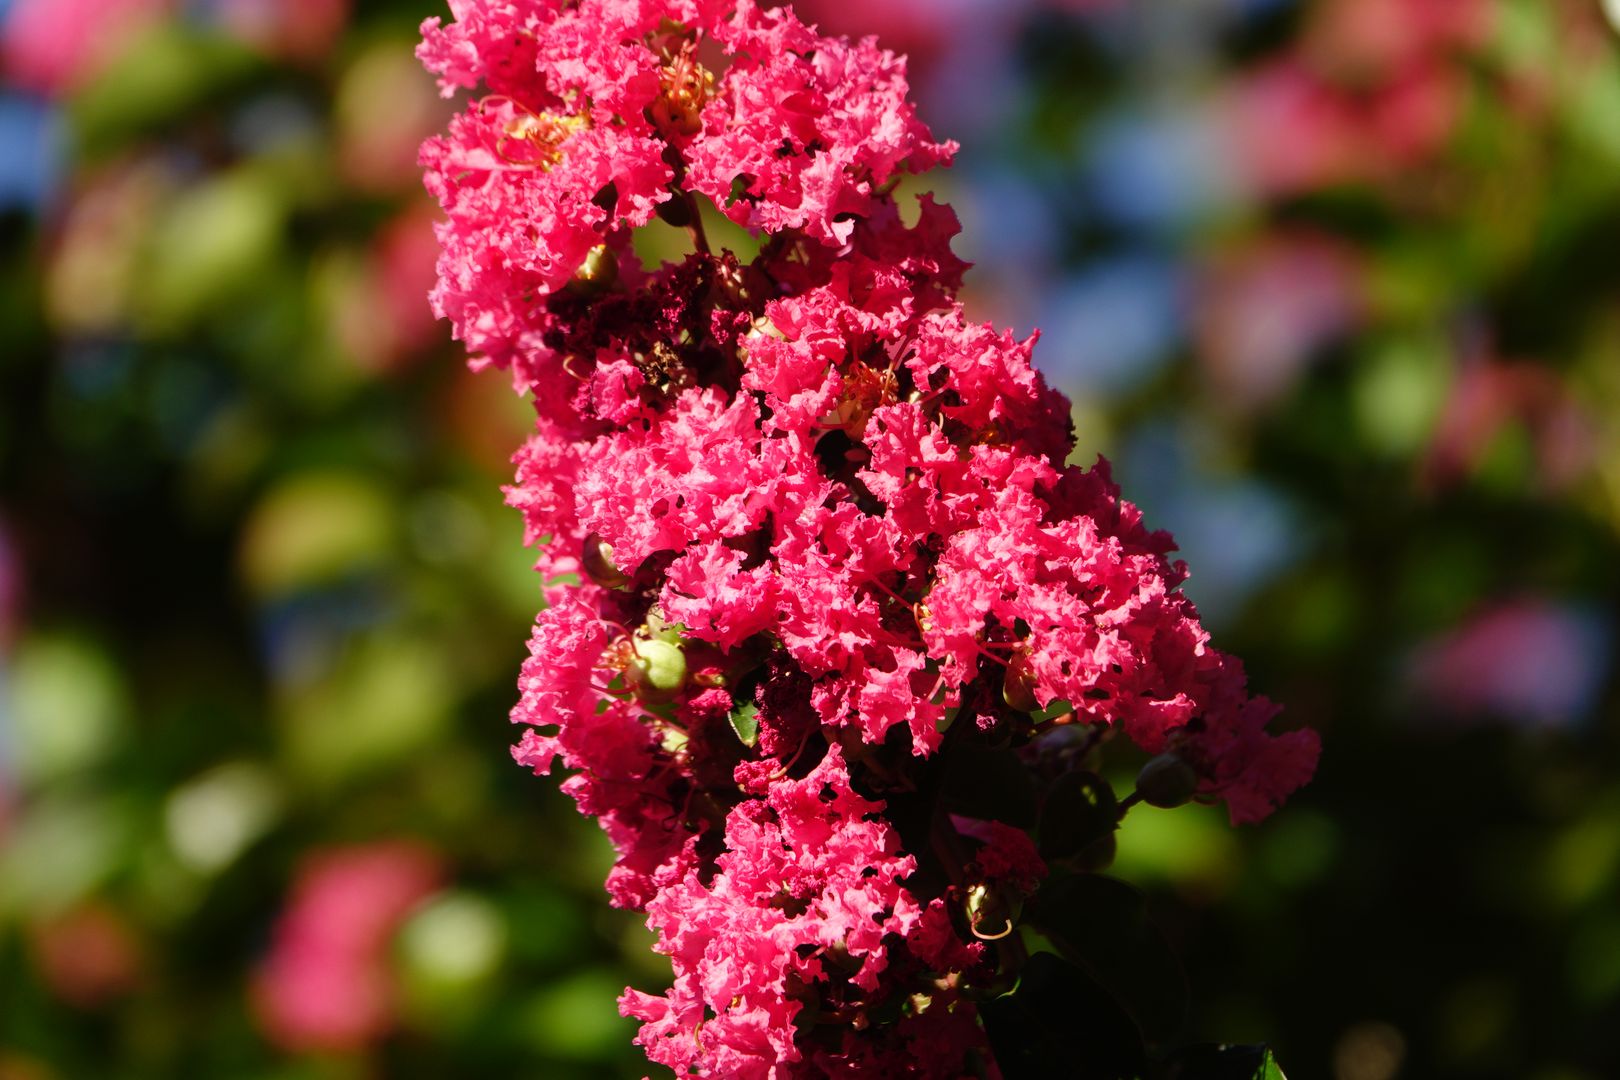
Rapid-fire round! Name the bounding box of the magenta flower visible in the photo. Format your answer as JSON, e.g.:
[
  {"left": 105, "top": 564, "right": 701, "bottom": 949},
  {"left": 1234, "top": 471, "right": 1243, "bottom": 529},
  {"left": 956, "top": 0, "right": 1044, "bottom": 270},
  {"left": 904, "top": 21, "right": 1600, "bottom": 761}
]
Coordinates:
[{"left": 420, "top": 2, "right": 1318, "bottom": 1072}]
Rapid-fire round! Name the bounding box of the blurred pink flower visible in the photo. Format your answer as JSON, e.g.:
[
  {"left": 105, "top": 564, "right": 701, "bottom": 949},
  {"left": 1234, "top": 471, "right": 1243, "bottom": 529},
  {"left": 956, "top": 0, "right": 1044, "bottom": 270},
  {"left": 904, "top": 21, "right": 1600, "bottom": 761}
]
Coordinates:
[
  {"left": 0, "top": 0, "right": 170, "bottom": 96},
  {"left": 1422, "top": 357, "right": 1595, "bottom": 494},
  {"left": 1224, "top": 58, "right": 1468, "bottom": 195},
  {"left": 212, "top": 0, "right": 351, "bottom": 64},
  {"left": 1365, "top": 59, "right": 1467, "bottom": 166},
  {"left": 1302, "top": 0, "right": 1492, "bottom": 81},
  {"left": 785, "top": 0, "right": 1015, "bottom": 71},
  {"left": 251, "top": 841, "right": 442, "bottom": 1054},
  {"left": 336, "top": 48, "right": 452, "bottom": 195},
  {"left": 1223, "top": 60, "right": 1362, "bottom": 194},
  {"left": 1194, "top": 231, "right": 1365, "bottom": 411},
  {"left": 373, "top": 206, "right": 444, "bottom": 356},
  {"left": 1407, "top": 601, "right": 1613, "bottom": 728}
]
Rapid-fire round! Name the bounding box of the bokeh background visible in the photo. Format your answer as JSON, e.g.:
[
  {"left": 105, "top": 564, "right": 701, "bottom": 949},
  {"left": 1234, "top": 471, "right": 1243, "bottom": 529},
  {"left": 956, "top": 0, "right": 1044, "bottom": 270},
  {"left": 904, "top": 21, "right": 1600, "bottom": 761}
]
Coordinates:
[{"left": 2, "top": 0, "right": 1618, "bottom": 1077}]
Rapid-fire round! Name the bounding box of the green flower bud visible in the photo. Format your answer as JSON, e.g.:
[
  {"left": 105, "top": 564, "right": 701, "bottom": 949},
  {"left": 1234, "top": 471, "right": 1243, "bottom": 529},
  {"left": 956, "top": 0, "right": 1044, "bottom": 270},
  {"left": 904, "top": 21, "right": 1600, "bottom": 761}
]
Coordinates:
[
  {"left": 628, "top": 636, "right": 686, "bottom": 700},
  {"left": 1135, "top": 752, "right": 1200, "bottom": 809}
]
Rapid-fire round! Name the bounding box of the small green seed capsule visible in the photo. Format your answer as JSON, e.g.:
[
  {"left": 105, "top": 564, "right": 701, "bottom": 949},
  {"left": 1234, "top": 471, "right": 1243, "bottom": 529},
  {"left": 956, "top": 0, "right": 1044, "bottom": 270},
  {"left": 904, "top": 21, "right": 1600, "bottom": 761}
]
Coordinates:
[
  {"left": 628, "top": 637, "right": 686, "bottom": 699},
  {"left": 1135, "top": 752, "right": 1200, "bottom": 809}
]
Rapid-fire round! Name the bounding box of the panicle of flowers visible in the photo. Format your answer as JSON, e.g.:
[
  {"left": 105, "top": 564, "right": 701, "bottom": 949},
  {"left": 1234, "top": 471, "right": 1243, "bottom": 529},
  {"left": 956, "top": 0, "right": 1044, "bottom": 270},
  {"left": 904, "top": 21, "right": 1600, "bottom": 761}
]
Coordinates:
[{"left": 419, "top": 2, "right": 1318, "bottom": 1074}]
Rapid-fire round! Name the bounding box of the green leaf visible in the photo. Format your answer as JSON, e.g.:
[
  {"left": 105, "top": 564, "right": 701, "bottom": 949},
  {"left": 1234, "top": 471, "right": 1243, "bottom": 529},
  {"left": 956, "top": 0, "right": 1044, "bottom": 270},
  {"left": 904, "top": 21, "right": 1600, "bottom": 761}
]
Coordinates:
[
  {"left": 1031, "top": 698, "right": 1075, "bottom": 724},
  {"left": 1027, "top": 875, "right": 1188, "bottom": 1046},
  {"left": 728, "top": 702, "right": 760, "bottom": 748}
]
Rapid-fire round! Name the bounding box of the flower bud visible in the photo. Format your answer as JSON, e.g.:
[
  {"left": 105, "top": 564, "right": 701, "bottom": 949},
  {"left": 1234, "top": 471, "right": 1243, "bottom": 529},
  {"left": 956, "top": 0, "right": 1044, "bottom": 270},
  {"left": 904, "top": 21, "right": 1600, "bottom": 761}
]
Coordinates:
[
  {"left": 581, "top": 532, "right": 630, "bottom": 590},
  {"left": 627, "top": 637, "right": 686, "bottom": 700},
  {"left": 1001, "top": 650, "right": 1040, "bottom": 713},
  {"left": 1135, "top": 752, "right": 1200, "bottom": 809}
]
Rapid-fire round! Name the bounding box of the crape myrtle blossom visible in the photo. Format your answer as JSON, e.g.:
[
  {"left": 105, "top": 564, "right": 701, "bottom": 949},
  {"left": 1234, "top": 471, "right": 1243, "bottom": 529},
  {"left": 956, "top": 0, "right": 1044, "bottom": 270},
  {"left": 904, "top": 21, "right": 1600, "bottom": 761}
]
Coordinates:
[{"left": 420, "top": 1, "right": 1318, "bottom": 1073}]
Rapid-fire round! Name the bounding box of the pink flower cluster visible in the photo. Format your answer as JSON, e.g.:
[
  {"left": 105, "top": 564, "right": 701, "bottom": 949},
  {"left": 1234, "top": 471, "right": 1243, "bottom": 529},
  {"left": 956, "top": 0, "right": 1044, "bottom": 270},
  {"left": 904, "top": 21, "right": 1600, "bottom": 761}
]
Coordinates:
[{"left": 419, "top": 1, "right": 1317, "bottom": 1073}]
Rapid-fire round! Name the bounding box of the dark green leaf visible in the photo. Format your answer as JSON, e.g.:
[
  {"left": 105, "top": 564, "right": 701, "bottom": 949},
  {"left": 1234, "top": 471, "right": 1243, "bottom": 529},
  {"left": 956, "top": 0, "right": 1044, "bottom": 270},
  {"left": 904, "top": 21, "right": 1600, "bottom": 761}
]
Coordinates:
[
  {"left": 1027, "top": 874, "right": 1188, "bottom": 1045},
  {"left": 1039, "top": 771, "right": 1118, "bottom": 860},
  {"left": 980, "top": 952, "right": 1145, "bottom": 1080},
  {"left": 1031, "top": 698, "right": 1074, "bottom": 724}
]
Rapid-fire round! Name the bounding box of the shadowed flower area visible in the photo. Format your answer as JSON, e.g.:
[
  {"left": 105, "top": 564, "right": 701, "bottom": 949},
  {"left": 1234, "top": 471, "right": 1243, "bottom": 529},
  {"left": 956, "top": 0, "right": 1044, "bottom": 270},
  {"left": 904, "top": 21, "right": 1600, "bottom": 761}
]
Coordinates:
[{"left": 0, "top": 0, "right": 1618, "bottom": 1078}]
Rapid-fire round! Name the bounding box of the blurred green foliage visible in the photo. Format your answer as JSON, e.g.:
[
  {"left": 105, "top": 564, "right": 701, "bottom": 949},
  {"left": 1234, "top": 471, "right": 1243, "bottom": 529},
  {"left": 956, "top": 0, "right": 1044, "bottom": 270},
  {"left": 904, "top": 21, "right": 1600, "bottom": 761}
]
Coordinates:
[{"left": 0, "top": 2, "right": 660, "bottom": 1077}]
